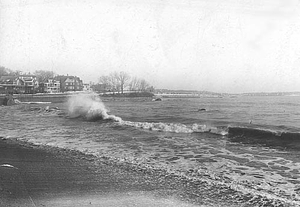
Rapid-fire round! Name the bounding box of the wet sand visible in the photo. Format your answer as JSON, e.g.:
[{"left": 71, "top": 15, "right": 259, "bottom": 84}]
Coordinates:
[
  {"left": 0, "top": 138, "right": 202, "bottom": 207},
  {"left": 0, "top": 138, "right": 293, "bottom": 206}
]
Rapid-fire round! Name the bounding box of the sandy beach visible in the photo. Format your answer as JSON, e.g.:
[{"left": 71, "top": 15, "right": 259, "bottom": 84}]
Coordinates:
[{"left": 0, "top": 138, "right": 204, "bottom": 207}]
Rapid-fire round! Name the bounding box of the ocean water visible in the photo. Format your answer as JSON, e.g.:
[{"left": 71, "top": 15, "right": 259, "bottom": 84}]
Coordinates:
[{"left": 1, "top": 93, "right": 300, "bottom": 206}]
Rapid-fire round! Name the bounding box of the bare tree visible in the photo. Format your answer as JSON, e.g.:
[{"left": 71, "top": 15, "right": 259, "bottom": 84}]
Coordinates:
[
  {"left": 113, "top": 71, "right": 131, "bottom": 94},
  {"left": 99, "top": 73, "right": 120, "bottom": 93},
  {"left": 98, "top": 75, "right": 110, "bottom": 86},
  {"left": 148, "top": 86, "right": 155, "bottom": 92},
  {"left": 34, "top": 70, "right": 55, "bottom": 82},
  {"left": 0, "top": 66, "right": 9, "bottom": 77},
  {"left": 139, "top": 79, "right": 150, "bottom": 92},
  {"left": 129, "top": 76, "right": 141, "bottom": 91},
  {"left": 98, "top": 75, "right": 116, "bottom": 93},
  {"left": 0, "top": 66, "right": 16, "bottom": 77},
  {"left": 99, "top": 71, "right": 154, "bottom": 94},
  {"left": 109, "top": 73, "right": 119, "bottom": 93}
]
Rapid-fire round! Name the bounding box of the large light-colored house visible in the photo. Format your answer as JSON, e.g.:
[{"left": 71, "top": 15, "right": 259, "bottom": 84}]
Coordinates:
[
  {"left": 18, "top": 75, "right": 39, "bottom": 93},
  {"left": 83, "top": 83, "right": 92, "bottom": 92},
  {"left": 44, "top": 79, "right": 60, "bottom": 93}
]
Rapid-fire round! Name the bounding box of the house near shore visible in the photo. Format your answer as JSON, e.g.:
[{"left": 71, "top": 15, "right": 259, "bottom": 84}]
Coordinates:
[
  {"left": 0, "top": 75, "right": 38, "bottom": 94},
  {"left": 0, "top": 76, "right": 24, "bottom": 94},
  {"left": 43, "top": 79, "right": 61, "bottom": 93},
  {"left": 0, "top": 73, "right": 85, "bottom": 94},
  {"left": 83, "top": 83, "right": 92, "bottom": 92},
  {"left": 54, "top": 75, "right": 83, "bottom": 92},
  {"left": 18, "top": 75, "right": 39, "bottom": 94}
]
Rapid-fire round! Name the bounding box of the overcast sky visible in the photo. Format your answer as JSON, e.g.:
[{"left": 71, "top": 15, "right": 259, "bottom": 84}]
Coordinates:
[{"left": 1, "top": 0, "right": 300, "bottom": 93}]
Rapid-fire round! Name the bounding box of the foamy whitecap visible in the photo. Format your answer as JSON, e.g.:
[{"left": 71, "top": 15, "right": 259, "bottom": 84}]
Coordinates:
[
  {"left": 118, "top": 120, "right": 228, "bottom": 135},
  {"left": 66, "top": 93, "right": 122, "bottom": 122},
  {"left": 66, "top": 93, "right": 227, "bottom": 135}
]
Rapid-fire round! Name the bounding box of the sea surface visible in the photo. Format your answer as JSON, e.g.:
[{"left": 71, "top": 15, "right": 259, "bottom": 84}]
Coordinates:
[{"left": 1, "top": 94, "right": 300, "bottom": 206}]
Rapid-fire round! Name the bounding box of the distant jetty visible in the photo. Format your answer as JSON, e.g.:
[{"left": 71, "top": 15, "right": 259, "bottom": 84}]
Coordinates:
[{"left": 100, "top": 92, "right": 154, "bottom": 98}]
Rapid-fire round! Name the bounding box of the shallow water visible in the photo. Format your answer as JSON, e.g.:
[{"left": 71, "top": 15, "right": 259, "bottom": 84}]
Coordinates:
[{"left": 1, "top": 94, "right": 300, "bottom": 206}]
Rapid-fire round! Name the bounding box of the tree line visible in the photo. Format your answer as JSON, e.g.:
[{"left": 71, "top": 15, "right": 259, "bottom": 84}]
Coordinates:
[
  {"left": 1, "top": 66, "right": 155, "bottom": 94},
  {"left": 98, "top": 71, "right": 154, "bottom": 94},
  {"left": 0, "top": 66, "right": 55, "bottom": 82},
  {"left": 0, "top": 66, "right": 22, "bottom": 76}
]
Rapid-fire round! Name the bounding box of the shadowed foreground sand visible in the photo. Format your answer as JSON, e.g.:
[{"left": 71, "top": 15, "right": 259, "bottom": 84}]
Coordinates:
[{"left": 0, "top": 139, "right": 201, "bottom": 207}]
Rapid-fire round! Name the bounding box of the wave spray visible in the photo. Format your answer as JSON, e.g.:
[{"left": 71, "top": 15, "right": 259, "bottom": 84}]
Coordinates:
[
  {"left": 66, "top": 93, "right": 122, "bottom": 122},
  {"left": 66, "top": 93, "right": 229, "bottom": 135}
]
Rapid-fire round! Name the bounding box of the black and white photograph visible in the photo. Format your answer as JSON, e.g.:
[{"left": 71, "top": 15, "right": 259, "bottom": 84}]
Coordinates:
[{"left": 1, "top": 0, "right": 300, "bottom": 206}]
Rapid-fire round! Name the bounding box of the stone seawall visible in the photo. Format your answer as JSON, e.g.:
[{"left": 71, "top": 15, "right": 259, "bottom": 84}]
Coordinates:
[{"left": 0, "top": 94, "right": 70, "bottom": 104}]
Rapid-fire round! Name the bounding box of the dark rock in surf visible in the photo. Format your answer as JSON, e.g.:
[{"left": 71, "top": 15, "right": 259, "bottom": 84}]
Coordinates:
[{"left": 153, "top": 98, "right": 162, "bottom": 101}]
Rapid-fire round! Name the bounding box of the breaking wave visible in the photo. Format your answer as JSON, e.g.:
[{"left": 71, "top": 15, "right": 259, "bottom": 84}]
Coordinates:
[
  {"left": 118, "top": 120, "right": 228, "bottom": 135},
  {"left": 65, "top": 93, "right": 229, "bottom": 135},
  {"left": 65, "top": 93, "right": 300, "bottom": 149},
  {"left": 118, "top": 121, "right": 300, "bottom": 149},
  {"left": 66, "top": 93, "right": 122, "bottom": 122}
]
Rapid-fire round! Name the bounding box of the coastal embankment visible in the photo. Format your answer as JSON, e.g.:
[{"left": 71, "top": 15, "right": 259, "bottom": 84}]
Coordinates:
[
  {"left": 0, "top": 92, "right": 155, "bottom": 105},
  {"left": 0, "top": 93, "right": 70, "bottom": 104}
]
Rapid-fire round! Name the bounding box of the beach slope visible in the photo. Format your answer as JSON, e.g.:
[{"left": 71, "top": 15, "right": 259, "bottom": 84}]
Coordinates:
[{"left": 0, "top": 139, "right": 200, "bottom": 207}]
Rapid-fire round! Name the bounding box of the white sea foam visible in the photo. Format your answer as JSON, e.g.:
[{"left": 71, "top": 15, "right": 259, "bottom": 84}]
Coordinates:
[
  {"left": 66, "top": 93, "right": 122, "bottom": 122},
  {"left": 118, "top": 120, "right": 228, "bottom": 135}
]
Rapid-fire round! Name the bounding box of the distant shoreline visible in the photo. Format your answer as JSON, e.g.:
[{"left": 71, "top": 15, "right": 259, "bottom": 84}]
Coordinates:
[
  {"left": 100, "top": 92, "right": 154, "bottom": 97},
  {"left": 1, "top": 91, "right": 300, "bottom": 105}
]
